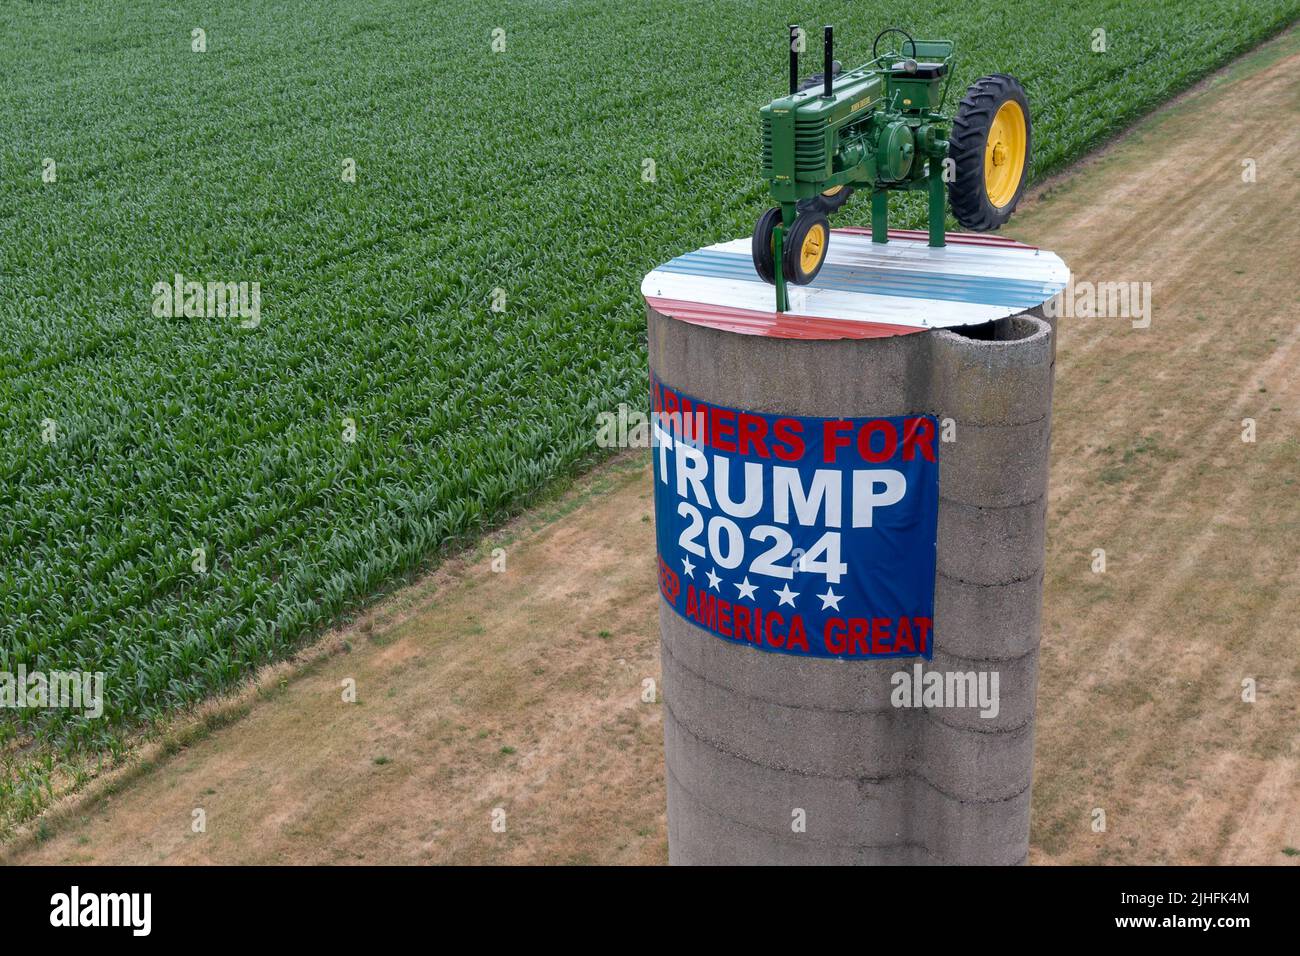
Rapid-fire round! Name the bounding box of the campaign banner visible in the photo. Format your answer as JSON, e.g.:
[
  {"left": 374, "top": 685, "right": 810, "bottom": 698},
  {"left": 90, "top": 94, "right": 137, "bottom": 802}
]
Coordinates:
[{"left": 651, "top": 377, "right": 938, "bottom": 660}]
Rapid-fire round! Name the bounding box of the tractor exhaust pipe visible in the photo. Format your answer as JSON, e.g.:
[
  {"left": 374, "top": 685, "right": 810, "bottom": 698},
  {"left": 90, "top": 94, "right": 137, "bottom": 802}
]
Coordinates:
[
  {"left": 789, "top": 25, "right": 799, "bottom": 95},
  {"left": 823, "top": 25, "right": 834, "bottom": 98}
]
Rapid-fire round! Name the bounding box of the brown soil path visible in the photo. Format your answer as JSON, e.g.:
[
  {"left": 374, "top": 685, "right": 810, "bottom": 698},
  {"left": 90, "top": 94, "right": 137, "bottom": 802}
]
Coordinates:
[{"left": 6, "top": 27, "right": 1299, "bottom": 865}]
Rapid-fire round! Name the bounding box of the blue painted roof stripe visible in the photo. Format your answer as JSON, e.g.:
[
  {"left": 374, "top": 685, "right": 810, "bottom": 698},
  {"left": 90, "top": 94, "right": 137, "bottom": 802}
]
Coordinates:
[
  {"left": 678, "top": 249, "right": 1048, "bottom": 293},
  {"left": 658, "top": 250, "right": 1063, "bottom": 308}
]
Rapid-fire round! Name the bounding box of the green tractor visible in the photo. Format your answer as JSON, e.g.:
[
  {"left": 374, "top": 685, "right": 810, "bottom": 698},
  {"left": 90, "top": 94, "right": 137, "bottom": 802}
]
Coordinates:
[{"left": 754, "top": 25, "right": 1031, "bottom": 310}]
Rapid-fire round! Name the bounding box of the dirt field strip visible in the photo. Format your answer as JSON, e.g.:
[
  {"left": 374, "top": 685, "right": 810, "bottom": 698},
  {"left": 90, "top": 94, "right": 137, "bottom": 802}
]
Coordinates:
[
  {"left": 1011, "top": 26, "right": 1300, "bottom": 864},
  {"left": 6, "top": 27, "right": 1299, "bottom": 865}
]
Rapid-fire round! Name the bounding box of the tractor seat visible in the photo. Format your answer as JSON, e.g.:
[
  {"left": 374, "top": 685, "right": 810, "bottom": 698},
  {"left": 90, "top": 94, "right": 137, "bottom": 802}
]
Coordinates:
[{"left": 890, "top": 61, "right": 947, "bottom": 80}]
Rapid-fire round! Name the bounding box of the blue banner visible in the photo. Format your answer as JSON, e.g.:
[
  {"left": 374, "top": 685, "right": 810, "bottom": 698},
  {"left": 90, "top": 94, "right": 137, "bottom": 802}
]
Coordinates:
[{"left": 652, "top": 378, "right": 938, "bottom": 660}]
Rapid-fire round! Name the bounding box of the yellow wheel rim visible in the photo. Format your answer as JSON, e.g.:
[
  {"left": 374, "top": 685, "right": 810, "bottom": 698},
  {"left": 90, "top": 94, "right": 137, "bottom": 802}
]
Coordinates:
[
  {"left": 984, "top": 99, "right": 1027, "bottom": 208},
  {"left": 822, "top": 185, "right": 844, "bottom": 197},
  {"left": 800, "top": 223, "right": 826, "bottom": 274}
]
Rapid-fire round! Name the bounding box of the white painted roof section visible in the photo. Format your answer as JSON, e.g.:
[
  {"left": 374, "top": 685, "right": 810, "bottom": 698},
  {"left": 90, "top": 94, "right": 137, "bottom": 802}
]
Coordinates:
[{"left": 641, "top": 229, "right": 1069, "bottom": 330}]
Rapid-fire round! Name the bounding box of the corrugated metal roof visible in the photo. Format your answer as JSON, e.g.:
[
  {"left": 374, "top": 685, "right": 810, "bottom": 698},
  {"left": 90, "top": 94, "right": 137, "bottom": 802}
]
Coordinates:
[{"left": 642, "top": 229, "right": 1068, "bottom": 339}]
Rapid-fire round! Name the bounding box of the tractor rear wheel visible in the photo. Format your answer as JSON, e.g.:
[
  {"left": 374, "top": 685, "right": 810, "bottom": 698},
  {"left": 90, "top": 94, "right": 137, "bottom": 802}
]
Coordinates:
[
  {"left": 751, "top": 206, "right": 782, "bottom": 284},
  {"left": 948, "top": 74, "right": 1031, "bottom": 231},
  {"left": 782, "top": 212, "right": 830, "bottom": 285}
]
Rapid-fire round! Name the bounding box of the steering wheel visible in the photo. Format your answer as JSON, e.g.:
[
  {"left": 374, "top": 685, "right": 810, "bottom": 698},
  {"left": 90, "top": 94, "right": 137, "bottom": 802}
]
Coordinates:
[{"left": 871, "top": 27, "right": 917, "bottom": 62}]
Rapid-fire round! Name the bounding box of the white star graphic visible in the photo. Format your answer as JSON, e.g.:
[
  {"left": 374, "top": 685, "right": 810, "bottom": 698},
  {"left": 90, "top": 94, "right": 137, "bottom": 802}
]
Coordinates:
[
  {"left": 818, "top": 587, "right": 843, "bottom": 611},
  {"left": 705, "top": 568, "right": 722, "bottom": 591},
  {"left": 680, "top": 555, "right": 696, "bottom": 578},
  {"left": 773, "top": 583, "right": 799, "bottom": 607},
  {"left": 734, "top": 576, "right": 758, "bottom": 601}
]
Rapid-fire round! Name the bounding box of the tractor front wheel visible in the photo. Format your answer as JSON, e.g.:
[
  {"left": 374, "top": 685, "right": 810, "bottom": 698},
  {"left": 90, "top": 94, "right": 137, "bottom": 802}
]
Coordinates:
[
  {"left": 751, "top": 206, "right": 782, "bottom": 284},
  {"left": 782, "top": 212, "right": 830, "bottom": 285},
  {"left": 948, "top": 73, "right": 1031, "bottom": 231}
]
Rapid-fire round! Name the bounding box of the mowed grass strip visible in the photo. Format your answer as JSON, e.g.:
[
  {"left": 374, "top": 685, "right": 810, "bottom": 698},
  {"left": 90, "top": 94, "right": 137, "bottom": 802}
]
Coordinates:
[{"left": 0, "top": 0, "right": 1297, "bottom": 827}]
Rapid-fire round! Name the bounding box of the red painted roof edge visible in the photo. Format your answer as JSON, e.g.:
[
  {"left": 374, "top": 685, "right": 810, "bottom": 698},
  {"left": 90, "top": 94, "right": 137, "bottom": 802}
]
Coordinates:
[
  {"left": 837, "top": 227, "right": 1037, "bottom": 250},
  {"left": 644, "top": 296, "right": 922, "bottom": 341}
]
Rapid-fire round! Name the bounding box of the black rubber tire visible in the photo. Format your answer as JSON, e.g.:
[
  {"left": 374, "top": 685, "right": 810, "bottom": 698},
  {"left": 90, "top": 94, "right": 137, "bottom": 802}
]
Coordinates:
[
  {"left": 781, "top": 212, "right": 830, "bottom": 286},
  {"left": 948, "top": 73, "right": 1031, "bottom": 231},
  {"left": 798, "top": 184, "right": 855, "bottom": 217},
  {"left": 751, "top": 206, "right": 782, "bottom": 284}
]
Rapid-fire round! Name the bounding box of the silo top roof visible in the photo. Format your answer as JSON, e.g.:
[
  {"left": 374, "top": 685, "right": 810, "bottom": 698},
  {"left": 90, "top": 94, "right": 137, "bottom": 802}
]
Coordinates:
[{"left": 641, "top": 228, "right": 1068, "bottom": 340}]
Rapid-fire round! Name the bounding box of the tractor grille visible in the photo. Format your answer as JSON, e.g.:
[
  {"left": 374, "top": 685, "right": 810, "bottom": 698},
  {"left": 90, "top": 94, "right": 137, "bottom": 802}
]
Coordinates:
[
  {"left": 760, "top": 115, "right": 773, "bottom": 174},
  {"left": 794, "top": 117, "right": 827, "bottom": 173},
  {"left": 760, "top": 113, "right": 828, "bottom": 178}
]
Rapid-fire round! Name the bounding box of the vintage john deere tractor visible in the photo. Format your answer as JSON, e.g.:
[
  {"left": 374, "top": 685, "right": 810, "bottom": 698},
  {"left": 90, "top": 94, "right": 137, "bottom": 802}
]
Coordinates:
[{"left": 754, "top": 25, "right": 1031, "bottom": 310}]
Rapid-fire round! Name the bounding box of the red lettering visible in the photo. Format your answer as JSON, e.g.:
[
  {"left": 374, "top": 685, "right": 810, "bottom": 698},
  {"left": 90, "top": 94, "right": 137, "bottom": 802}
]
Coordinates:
[
  {"left": 700, "top": 590, "right": 717, "bottom": 630},
  {"left": 858, "top": 421, "right": 898, "bottom": 464},
  {"left": 657, "top": 556, "right": 680, "bottom": 606},
  {"left": 828, "top": 616, "right": 929, "bottom": 657},
  {"left": 717, "top": 597, "right": 733, "bottom": 638},
  {"left": 902, "top": 416, "right": 936, "bottom": 462},
  {"left": 825, "top": 618, "right": 847, "bottom": 654},
  {"left": 737, "top": 413, "right": 769, "bottom": 457},
  {"left": 871, "top": 617, "right": 892, "bottom": 654},
  {"left": 849, "top": 619, "right": 869, "bottom": 655},
  {"left": 773, "top": 419, "right": 804, "bottom": 461},
  {"left": 823, "top": 421, "right": 853, "bottom": 463},
  {"left": 786, "top": 616, "right": 809, "bottom": 652},
  {"left": 734, "top": 604, "right": 753, "bottom": 643},
  {"left": 681, "top": 398, "right": 704, "bottom": 444},
  {"left": 711, "top": 406, "right": 737, "bottom": 453},
  {"left": 894, "top": 616, "right": 916, "bottom": 653},
  {"left": 766, "top": 611, "right": 785, "bottom": 648},
  {"left": 915, "top": 617, "right": 932, "bottom": 654}
]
